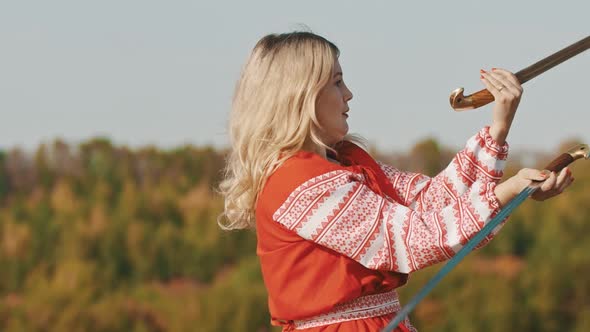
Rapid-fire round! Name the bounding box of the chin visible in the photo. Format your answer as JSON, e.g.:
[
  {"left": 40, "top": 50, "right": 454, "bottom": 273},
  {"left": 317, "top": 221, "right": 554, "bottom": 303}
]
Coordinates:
[
  {"left": 335, "top": 133, "right": 347, "bottom": 144},
  {"left": 341, "top": 129, "right": 349, "bottom": 139}
]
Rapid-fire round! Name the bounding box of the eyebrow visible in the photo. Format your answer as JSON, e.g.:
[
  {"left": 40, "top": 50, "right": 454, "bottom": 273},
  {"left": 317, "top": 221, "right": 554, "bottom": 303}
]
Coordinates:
[{"left": 333, "top": 71, "right": 343, "bottom": 77}]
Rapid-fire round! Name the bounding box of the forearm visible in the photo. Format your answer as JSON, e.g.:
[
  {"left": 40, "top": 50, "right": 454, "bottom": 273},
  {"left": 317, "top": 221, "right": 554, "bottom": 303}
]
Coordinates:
[
  {"left": 481, "top": 67, "right": 522, "bottom": 147},
  {"left": 489, "top": 107, "right": 515, "bottom": 146},
  {"left": 488, "top": 123, "right": 510, "bottom": 146},
  {"left": 494, "top": 177, "right": 518, "bottom": 207}
]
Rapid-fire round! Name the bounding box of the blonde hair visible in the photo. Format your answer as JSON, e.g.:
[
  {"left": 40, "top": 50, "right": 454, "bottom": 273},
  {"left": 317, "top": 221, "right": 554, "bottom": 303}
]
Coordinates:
[{"left": 218, "top": 31, "right": 352, "bottom": 230}]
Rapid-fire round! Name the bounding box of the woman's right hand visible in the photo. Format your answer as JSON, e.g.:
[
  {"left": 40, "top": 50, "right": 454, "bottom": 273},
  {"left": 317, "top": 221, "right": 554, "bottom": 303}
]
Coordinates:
[{"left": 480, "top": 68, "right": 523, "bottom": 145}]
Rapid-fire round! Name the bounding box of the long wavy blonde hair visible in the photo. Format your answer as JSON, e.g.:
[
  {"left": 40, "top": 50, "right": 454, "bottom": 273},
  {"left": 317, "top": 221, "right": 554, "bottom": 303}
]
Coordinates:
[{"left": 218, "top": 31, "right": 352, "bottom": 230}]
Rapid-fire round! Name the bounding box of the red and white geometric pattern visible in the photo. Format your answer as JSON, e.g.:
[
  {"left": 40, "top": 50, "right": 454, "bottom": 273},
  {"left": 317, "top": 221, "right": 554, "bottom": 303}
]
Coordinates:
[
  {"left": 292, "top": 290, "right": 415, "bottom": 331},
  {"left": 273, "top": 127, "right": 509, "bottom": 274}
]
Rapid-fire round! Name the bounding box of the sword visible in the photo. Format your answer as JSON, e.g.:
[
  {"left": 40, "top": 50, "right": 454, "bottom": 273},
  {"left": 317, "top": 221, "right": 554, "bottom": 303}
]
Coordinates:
[
  {"left": 450, "top": 35, "right": 590, "bottom": 111},
  {"left": 383, "top": 144, "right": 590, "bottom": 332}
]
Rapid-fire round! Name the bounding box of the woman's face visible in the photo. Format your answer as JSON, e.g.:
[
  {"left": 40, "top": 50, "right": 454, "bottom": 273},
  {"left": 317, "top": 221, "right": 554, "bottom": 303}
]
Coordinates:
[{"left": 315, "top": 59, "right": 353, "bottom": 146}]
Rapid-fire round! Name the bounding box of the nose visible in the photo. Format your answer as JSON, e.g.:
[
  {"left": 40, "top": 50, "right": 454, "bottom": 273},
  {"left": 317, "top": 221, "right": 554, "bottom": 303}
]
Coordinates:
[{"left": 344, "top": 84, "right": 353, "bottom": 102}]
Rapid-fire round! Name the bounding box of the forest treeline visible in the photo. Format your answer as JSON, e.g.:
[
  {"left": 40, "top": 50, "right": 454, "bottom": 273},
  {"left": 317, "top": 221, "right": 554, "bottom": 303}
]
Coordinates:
[{"left": 0, "top": 136, "right": 589, "bottom": 332}]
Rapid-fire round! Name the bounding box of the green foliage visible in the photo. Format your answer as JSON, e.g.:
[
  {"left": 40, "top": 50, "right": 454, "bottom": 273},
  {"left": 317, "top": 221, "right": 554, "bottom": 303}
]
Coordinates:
[
  {"left": 0, "top": 138, "right": 588, "bottom": 331},
  {"left": 0, "top": 150, "right": 8, "bottom": 199}
]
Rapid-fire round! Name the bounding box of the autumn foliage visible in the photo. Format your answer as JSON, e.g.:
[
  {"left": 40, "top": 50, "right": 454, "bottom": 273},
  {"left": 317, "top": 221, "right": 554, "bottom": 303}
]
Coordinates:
[{"left": 1, "top": 137, "right": 589, "bottom": 331}]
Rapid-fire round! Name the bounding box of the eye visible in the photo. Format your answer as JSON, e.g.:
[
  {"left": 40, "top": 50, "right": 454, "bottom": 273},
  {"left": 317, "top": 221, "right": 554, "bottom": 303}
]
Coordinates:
[{"left": 335, "top": 79, "right": 343, "bottom": 86}]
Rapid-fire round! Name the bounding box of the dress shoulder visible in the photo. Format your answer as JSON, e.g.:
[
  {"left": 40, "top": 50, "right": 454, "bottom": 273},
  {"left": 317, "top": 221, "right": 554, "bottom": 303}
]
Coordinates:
[{"left": 257, "top": 150, "right": 348, "bottom": 219}]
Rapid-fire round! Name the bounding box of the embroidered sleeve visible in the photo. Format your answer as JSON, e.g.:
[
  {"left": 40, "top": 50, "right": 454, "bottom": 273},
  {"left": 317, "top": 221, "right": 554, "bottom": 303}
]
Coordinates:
[
  {"left": 273, "top": 169, "right": 506, "bottom": 273},
  {"left": 272, "top": 127, "right": 509, "bottom": 273},
  {"left": 378, "top": 126, "right": 508, "bottom": 213}
]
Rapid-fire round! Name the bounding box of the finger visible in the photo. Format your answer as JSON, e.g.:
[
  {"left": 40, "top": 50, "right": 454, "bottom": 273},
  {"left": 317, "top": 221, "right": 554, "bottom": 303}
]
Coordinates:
[
  {"left": 557, "top": 175, "right": 573, "bottom": 194},
  {"left": 485, "top": 71, "right": 520, "bottom": 97},
  {"left": 479, "top": 73, "right": 502, "bottom": 98},
  {"left": 489, "top": 69, "right": 518, "bottom": 90},
  {"left": 555, "top": 167, "right": 569, "bottom": 185},
  {"left": 491, "top": 68, "right": 523, "bottom": 92},
  {"left": 520, "top": 168, "right": 549, "bottom": 181},
  {"left": 552, "top": 167, "right": 569, "bottom": 193},
  {"left": 481, "top": 70, "right": 505, "bottom": 92},
  {"left": 556, "top": 168, "right": 573, "bottom": 192},
  {"left": 540, "top": 171, "right": 557, "bottom": 191}
]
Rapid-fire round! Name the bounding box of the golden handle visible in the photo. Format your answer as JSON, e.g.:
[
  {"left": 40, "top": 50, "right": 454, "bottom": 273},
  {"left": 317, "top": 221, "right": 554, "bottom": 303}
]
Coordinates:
[{"left": 544, "top": 144, "right": 590, "bottom": 172}]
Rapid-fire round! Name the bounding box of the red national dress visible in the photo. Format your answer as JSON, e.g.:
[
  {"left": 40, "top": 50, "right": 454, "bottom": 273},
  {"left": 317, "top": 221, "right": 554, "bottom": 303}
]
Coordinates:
[{"left": 255, "top": 127, "right": 509, "bottom": 331}]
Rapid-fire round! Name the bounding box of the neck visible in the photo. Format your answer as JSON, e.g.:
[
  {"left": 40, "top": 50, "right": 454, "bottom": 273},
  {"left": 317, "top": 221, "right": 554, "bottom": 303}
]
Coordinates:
[
  {"left": 302, "top": 138, "right": 327, "bottom": 159},
  {"left": 302, "top": 138, "right": 343, "bottom": 165}
]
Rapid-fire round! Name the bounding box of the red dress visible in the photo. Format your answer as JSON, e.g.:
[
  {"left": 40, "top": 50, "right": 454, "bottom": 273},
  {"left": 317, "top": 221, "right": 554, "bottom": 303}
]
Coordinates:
[{"left": 255, "top": 127, "right": 509, "bottom": 331}]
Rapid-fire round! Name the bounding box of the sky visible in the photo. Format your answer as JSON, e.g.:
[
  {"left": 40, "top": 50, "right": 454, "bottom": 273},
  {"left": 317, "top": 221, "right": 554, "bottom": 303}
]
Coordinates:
[{"left": 1, "top": 1, "right": 588, "bottom": 155}]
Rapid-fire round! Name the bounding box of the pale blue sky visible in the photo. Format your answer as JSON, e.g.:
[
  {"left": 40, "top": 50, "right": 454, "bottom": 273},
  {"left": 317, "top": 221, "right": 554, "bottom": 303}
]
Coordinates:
[{"left": 1, "top": 1, "right": 588, "bottom": 154}]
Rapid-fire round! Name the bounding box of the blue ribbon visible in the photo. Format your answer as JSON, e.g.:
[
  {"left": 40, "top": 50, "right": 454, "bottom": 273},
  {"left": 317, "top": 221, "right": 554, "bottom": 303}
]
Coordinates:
[{"left": 383, "top": 185, "right": 538, "bottom": 332}]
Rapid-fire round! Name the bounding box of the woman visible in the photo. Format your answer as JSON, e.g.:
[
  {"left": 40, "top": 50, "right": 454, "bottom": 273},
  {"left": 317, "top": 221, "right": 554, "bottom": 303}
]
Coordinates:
[{"left": 218, "top": 32, "right": 573, "bottom": 331}]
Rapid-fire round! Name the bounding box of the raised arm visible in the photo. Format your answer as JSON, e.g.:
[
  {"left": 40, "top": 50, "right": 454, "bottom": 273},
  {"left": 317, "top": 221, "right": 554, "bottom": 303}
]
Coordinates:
[{"left": 378, "top": 126, "right": 508, "bottom": 213}]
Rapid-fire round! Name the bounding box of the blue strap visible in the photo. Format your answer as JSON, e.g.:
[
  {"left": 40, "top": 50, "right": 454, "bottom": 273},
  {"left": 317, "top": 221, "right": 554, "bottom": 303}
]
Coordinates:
[{"left": 383, "top": 186, "right": 537, "bottom": 332}]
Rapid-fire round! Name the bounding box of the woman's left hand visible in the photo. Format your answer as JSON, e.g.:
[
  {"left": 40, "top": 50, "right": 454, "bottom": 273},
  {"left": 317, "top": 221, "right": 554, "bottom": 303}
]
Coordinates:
[
  {"left": 531, "top": 167, "right": 575, "bottom": 201},
  {"left": 494, "top": 167, "right": 574, "bottom": 206},
  {"left": 480, "top": 68, "right": 524, "bottom": 145}
]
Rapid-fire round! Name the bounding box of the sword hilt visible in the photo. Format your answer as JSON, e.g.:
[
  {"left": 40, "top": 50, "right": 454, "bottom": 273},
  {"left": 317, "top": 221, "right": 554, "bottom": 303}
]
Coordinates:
[
  {"left": 449, "top": 87, "right": 494, "bottom": 111},
  {"left": 544, "top": 144, "right": 590, "bottom": 172}
]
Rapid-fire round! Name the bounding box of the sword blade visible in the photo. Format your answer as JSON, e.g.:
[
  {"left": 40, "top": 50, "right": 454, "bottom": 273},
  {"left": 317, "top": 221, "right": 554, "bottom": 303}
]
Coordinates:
[
  {"left": 516, "top": 35, "right": 590, "bottom": 84},
  {"left": 450, "top": 35, "right": 590, "bottom": 111},
  {"left": 383, "top": 185, "right": 539, "bottom": 332}
]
